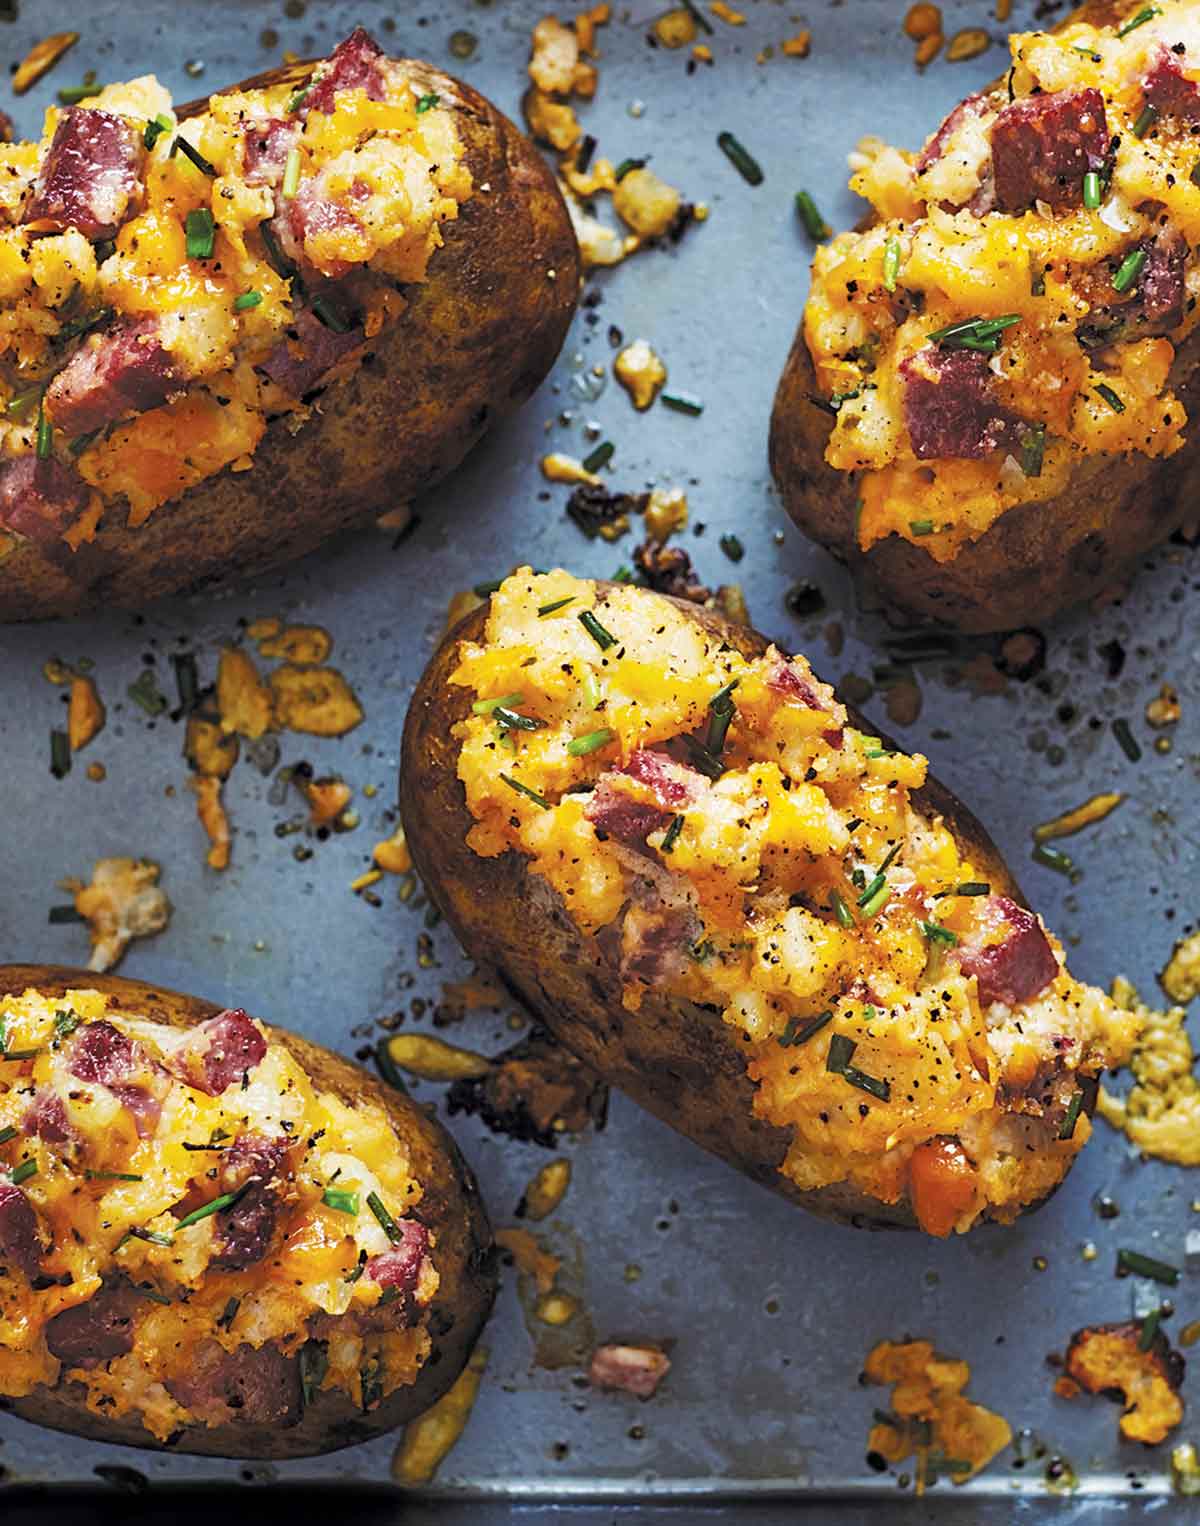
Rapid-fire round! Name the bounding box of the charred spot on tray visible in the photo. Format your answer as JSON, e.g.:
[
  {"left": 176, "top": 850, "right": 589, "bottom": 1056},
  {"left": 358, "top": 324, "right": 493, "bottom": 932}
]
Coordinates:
[
  {"left": 445, "top": 1028, "right": 607, "bottom": 1148},
  {"left": 631, "top": 540, "right": 711, "bottom": 602},
  {"left": 994, "top": 628, "right": 1047, "bottom": 682},
  {"left": 567, "top": 484, "right": 649, "bottom": 539}
]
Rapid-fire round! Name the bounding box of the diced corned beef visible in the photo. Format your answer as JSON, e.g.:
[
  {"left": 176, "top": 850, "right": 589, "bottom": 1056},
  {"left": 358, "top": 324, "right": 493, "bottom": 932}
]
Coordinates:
[
  {"left": 916, "top": 91, "right": 992, "bottom": 174},
  {"left": 166, "top": 1338, "right": 301, "bottom": 1427},
  {"left": 585, "top": 779, "right": 673, "bottom": 850},
  {"left": 1136, "top": 225, "right": 1187, "bottom": 330},
  {"left": 366, "top": 1219, "right": 430, "bottom": 1293},
  {"left": 620, "top": 902, "right": 698, "bottom": 986},
  {"left": 768, "top": 658, "right": 823, "bottom": 708},
  {"left": 23, "top": 1088, "right": 78, "bottom": 1149},
  {"left": 303, "top": 27, "right": 387, "bottom": 117},
  {"left": 1143, "top": 44, "right": 1200, "bottom": 121},
  {"left": 0, "top": 456, "right": 92, "bottom": 546},
  {"left": 69, "top": 1021, "right": 165, "bottom": 1138},
  {"left": 165, "top": 1008, "right": 267, "bottom": 1096},
  {"left": 588, "top": 1344, "right": 671, "bottom": 1399},
  {"left": 823, "top": 728, "right": 845, "bottom": 750},
  {"left": 619, "top": 750, "right": 706, "bottom": 809},
  {"left": 218, "top": 1133, "right": 293, "bottom": 1194},
  {"left": 210, "top": 1134, "right": 293, "bottom": 1272},
  {"left": 900, "top": 347, "right": 1020, "bottom": 461},
  {"left": 282, "top": 178, "right": 365, "bottom": 281},
  {"left": 990, "top": 88, "right": 1109, "bottom": 213},
  {"left": 44, "top": 1281, "right": 138, "bottom": 1366},
  {"left": 0, "top": 1182, "right": 42, "bottom": 1280},
  {"left": 241, "top": 118, "right": 301, "bottom": 185},
  {"left": 258, "top": 306, "right": 366, "bottom": 398},
  {"left": 107, "top": 1083, "right": 162, "bottom": 1138},
  {"left": 45, "top": 318, "right": 178, "bottom": 437},
  {"left": 23, "top": 107, "right": 144, "bottom": 240},
  {"left": 958, "top": 896, "right": 1060, "bottom": 1008}
]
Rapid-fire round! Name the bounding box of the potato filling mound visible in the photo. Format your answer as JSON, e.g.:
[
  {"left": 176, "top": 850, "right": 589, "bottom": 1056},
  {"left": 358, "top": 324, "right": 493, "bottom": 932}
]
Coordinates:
[
  {"left": 804, "top": 0, "right": 1200, "bottom": 560},
  {"left": 0, "top": 986, "right": 438, "bottom": 1440},
  {"left": 453, "top": 571, "right": 1138, "bottom": 1232},
  {"left": 0, "top": 27, "right": 471, "bottom": 559}
]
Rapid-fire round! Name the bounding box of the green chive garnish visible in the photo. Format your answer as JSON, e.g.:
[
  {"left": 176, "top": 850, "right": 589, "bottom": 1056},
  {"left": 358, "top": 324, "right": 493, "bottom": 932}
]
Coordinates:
[
  {"left": 578, "top": 610, "right": 617, "bottom": 650},
  {"left": 58, "top": 83, "right": 103, "bottom": 104},
  {"left": 415, "top": 92, "right": 440, "bottom": 114},
  {"left": 858, "top": 882, "right": 890, "bottom": 919},
  {"left": 883, "top": 237, "right": 901, "bottom": 292},
  {"left": 1094, "top": 382, "right": 1125, "bottom": 413},
  {"left": 908, "top": 519, "right": 934, "bottom": 537},
  {"left": 795, "top": 189, "right": 831, "bottom": 239},
  {"left": 287, "top": 85, "right": 311, "bottom": 115},
  {"left": 36, "top": 399, "right": 52, "bottom": 459},
  {"left": 659, "top": 813, "right": 685, "bottom": 853},
  {"left": 825, "top": 1034, "right": 890, "bottom": 1100},
  {"left": 1031, "top": 267, "right": 1046, "bottom": 297},
  {"left": 567, "top": 728, "right": 615, "bottom": 757},
  {"left": 661, "top": 391, "right": 704, "bottom": 415},
  {"left": 1112, "top": 247, "right": 1147, "bottom": 295},
  {"left": 1083, "top": 170, "right": 1102, "bottom": 210},
  {"left": 322, "top": 1187, "right": 360, "bottom": 1215},
  {"left": 865, "top": 747, "right": 896, "bottom": 759},
  {"left": 953, "top": 881, "right": 989, "bottom": 896},
  {"left": 7, "top": 387, "right": 41, "bottom": 420},
  {"left": 127, "top": 1226, "right": 174, "bottom": 1247},
  {"left": 144, "top": 113, "right": 173, "bottom": 150},
  {"left": 311, "top": 295, "right": 352, "bottom": 333},
  {"left": 185, "top": 208, "right": 215, "bottom": 261},
  {"left": 1071, "top": 44, "right": 1103, "bottom": 61},
  {"left": 1117, "top": 7, "right": 1159, "bottom": 39},
  {"left": 717, "top": 131, "right": 763, "bottom": 185},
  {"left": 171, "top": 651, "right": 199, "bottom": 713},
  {"left": 582, "top": 440, "right": 614, "bottom": 474},
  {"left": 779, "top": 1010, "right": 833, "bottom": 1048},
  {"left": 680, "top": 0, "right": 713, "bottom": 33},
  {"left": 472, "top": 578, "right": 503, "bottom": 597},
  {"left": 919, "top": 920, "right": 958, "bottom": 946},
  {"left": 492, "top": 706, "right": 544, "bottom": 732},
  {"left": 472, "top": 691, "right": 523, "bottom": 715},
  {"left": 54, "top": 1008, "right": 81, "bottom": 1037},
  {"left": 1113, "top": 717, "right": 1142, "bottom": 761},
  {"left": 234, "top": 290, "right": 262, "bottom": 311},
  {"left": 719, "top": 533, "right": 744, "bottom": 563},
  {"left": 1021, "top": 424, "right": 1046, "bottom": 479},
  {"left": 1116, "top": 1247, "right": 1179, "bottom": 1285},
  {"left": 171, "top": 135, "right": 217, "bottom": 177},
  {"left": 1133, "top": 103, "right": 1158, "bottom": 138},
  {"left": 50, "top": 729, "right": 71, "bottom": 779},
  {"left": 830, "top": 890, "right": 854, "bottom": 928},
  {"left": 538, "top": 596, "right": 575, "bottom": 616},
  {"left": 127, "top": 669, "right": 168, "bottom": 716},
  {"left": 927, "top": 314, "right": 1020, "bottom": 354},
  {"left": 85, "top": 1169, "right": 145, "bottom": 1182},
  {"left": 1138, "top": 1308, "right": 1163, "bottom": 1350},
  {"left": 0, "top": 1125, "right": 18, "bottom": 1146},
  {"left": 500, "top": 773, "right": 550, "bottom": 809},
  {"left": 614, "top": 156, "right": 647, "bottom": 182},
  {"left": 1033, "top": 842, "right": 1075, "bottom": 876},
  {"left": 217, "top": 1296, "right": 240, "bottom": 1330},
  {"left": 828, "top": 389, "right": 861, "bottom": 411},
  {"left": 366, "top": 1190, "right": 403, "bottom": 1244},
  {"left": 299, "top": 1341, "right": 328, "bottom": 1407},
  {"left": 10, "top": 1159, "right": 38, "bottom": 1186},
  {"left": 1192, "top": 160, "right": 1200, "bottom": 187},
  {"left": 59, "top": 306, "right": 113, "bottom": 343},
  {"left": 281, "top": 146, "right": 302, "bottom": 200},
  {"left": 175, "top": 1188, "right": 243, "bottom": 1231},
  {"left": 1058, "top": 1090, "right": 1084, "bottom": 1140}
]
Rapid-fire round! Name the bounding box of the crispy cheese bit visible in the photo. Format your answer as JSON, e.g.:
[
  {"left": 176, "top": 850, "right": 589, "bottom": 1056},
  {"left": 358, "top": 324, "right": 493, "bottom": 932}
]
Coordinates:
[
  {"left": 541, "top": 451, "right": 602, "bottom": 485},
  {"left": 190, "top": 775, "right": 231, "bottom": 870},
  {"left": 525, "top": 89, "right": 582, "bottom": 151},
  {"left": 519, "top": 1158, "right": 572, "bottom": 1222},
  {"left": 614, "top": 339, "right": 668, "bottom": 410},
  {"left": 914, "top": 31, "right": 943, "bottom": 66},
  {"left": 350, "top": 868, "right": 382, "bottom": 893},
  {"left": 529, "top": 16, "right": 579, "bottom": 94},
  {"left": 945, "top": 28, "right": 990, "bottom": 62},
  {"left": 589, "top": 1344, "right": 671, "bottom": 1399},
  {"left": 43, "top": 658, "right": 73, "bottom": 686},
  {"left": 12, "top": 31, "right": 79, "bottom": 93},
  {"left": 245, "top": 617, "right": 282, "bottom": 641},
  {"left": 781, "top": 31, "right": 812, "bottom": 58},
  {"left": 1062, "top": 1322, "right": 1185, "bottom": 1445},
  {"left": 67, "top": 675, "right": 105, "bottom": 752},
  {"left": 612, "top": 167, "right": 682, "bottom": 238},
  {"left": 184, "top": 713, "right": 239, "bottom": 779},
  {"left": 382, "top": 1033, "right": 492, "bottom": 1083},
  {"left": 217, "top": 648, "right": 274, "bottom": 740},
  {"left": 268, "top": 665, "right": 363, "bottom": 736},
  {"left": 561, "top": 194, "right": 627, "bottom": 267},
  {"left": 392, "top": 1346, "right": 488, "bottom": 1486},
  {"left": 1033, "top": 793, "right": 1123, "bottom": 843},
  {"left": 710, "top": 2, "right": 745, "bottom": 24},
  {"left": 256, "top": 624, "right": 333, "bottom": 664},
  {"left": 903, "top": 3, "right": 942, "bottom": 38},
  {"left": 995, "top": 0, "right": 1011, "bottom": 20},
  {"left": 373, "top": 825, "right": 413, "bottom": 875},
  {"left": 654, "top": 9, "right": 698, "bottom": 47},
  {"left": 1098, "top": 978, "right": 1200, "bottom": 1166},
  {"left": 1173, "top": 1443, "right": 1200, "bottom": 1497},
  {"left": 496, "top": 1227, "right": 561, "bottom": 1296},
  {"left": 1146, "top": 684, "right": 1181, "bottom": 729},
  {"left": 643, "top": 486, "right": 689, "bottom": 543},
  {"left": 574, "top": 3, "right": 610, "bottom": 57},
  {"left": 62, "top": 857, "right": 172, "bottom": 972},
  {"left": 535, "top": 1290, "right": 579, "bottom": 1325},
  {"left": 1161, "top": 930, "right": 1200, "bottom": 1006},
  {"left": 301, "top": 775, "right": 352, "bottom": 827}
]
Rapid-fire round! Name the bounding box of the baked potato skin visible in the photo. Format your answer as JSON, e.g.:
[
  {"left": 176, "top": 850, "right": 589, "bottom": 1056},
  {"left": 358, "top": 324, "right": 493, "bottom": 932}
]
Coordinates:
[
  {"left": 0, "top": 965, "right": 496, "bottom": 1459},
  {"left": 400, "top": 590, "right": 1075, "bottom": 1232},
  {"left": 768, "top": 0, "right": 1200, "bottom": 635},
  {"left": 0, "top": 58, "right": 580, "bottom": 622}
]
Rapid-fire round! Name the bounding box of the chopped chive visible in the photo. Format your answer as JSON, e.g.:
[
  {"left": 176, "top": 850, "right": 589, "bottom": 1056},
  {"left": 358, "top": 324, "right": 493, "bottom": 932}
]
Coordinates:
[
  {"left": 366, "top": 1190, "right": 402, "bottom": 1244},
  {"left": 719, "top": 533, "right": 745, "bottom": 563},
  {"left": 537, "top": 596, "right": 575, "bottom": 616},
  {"left": 576, "top": 134, "right": 597, "bottom": 173},
  {"left": 567, "top": 728, "right": 615, "bottom": 757},
  {"left": 217, "top": 1296, "right": 240, "bottom": 1330},
  {"left": 175, "top": 1188, "right": 243, "bottom": 1231},
  {"left": 953, "top": 881, "right": 989, "bottom": 896},
  {"left": 415, "top": 92, "right": 440, "bottom": 114},
  {"left": 660, "top": 814, "right": 685, "bottom": 853},
  {"left": 2, "top": 1047, "right": 42, "bottom": 1062},
  {"left": 500, "top": 773, "right": 550, "bottom": 809},
  {"left": 472, "top": 579, "right": 504, "bottom": 597},
  {"left": 1138, "top": 1307, "right": 1163, "bottom": 1351},
  {"left": 85, "top": 1169, "right": 145, "bottom": 1182},
  {"left": 472, "top": 691, "right": 523, "bottom": 715},
  {"left": 172, "top": 135, "right": 217, "bottom": 177},
  {"left": 10, "top": 1159, "right": 37, "bottom": 1185},
  {"left": 908, "top": 519, "right": 934, "bottom": 537},
  {"left": 1133, "top": 103, "right": 1158, "bottom": 138},
  {"left": 1071, "top": 44, "right": 1103, "bottom": 61},
  {"left": 1082, "top": 170, "right": 1102, "bottom": 210},
  {"left": 0, "top": 1126, "right": 18, "bottom": 1146},
  {"left": 883, "top": 237, "right": 901, "bottom": 293},
  {"left": 661, "top": 390, "right": 704, "bottom": 415},
  {"left": 578, "top": 609, "right": 617, "bottom": 650},
  {"left": 1033, "top": 842, "right": 1075, "bottom": 876},
  {"left": 492, "top": 706, "right": 544, "bottom": 732},
  {"left": 234, "top": 289, "right": 262, "bottom": 311},
  {"left": 127, "top": 1226, "right": 174, "bottom": 1247},
  {"left": 133, "top": 1285, "right": 172, "bottom": 1306},
  {"left": 127, "top": 669, "right": 168, "bottom": 716},
  {"left": 827, "top": 1033, "right": 856, "bottom": 1073},
  {"left": 1058, "top": 1090, "right": 1084, "bottom": 1140},
  {"left": 287, "top": 85, "right": 311, "bottom": 115},
  {"left": 258, "top": 219, "right": 296, "bottom": 282},
  {"left": 680, "top": 0, "right": 714, "bottom": 34},
  {"left": 1112, "top": 717, "right": 1142, "bottom": 762},
  {"left": 779, "top": 1010, "right": 833, "bottom": 1048},
  {"left": 1112, "top": 247, "right": 1147, "bottom": 295},
  {"left": 54, "top": 1008, "right": 81, "bottom": 1037},
  {"left": 865, "top": 747, "right": 896, "bottom": 759},
  {"left": 825, "top": 1033, "right": 889, "bottom": 1100},
  {"left": 50, "top": 728, "right": 71, "bottom": 779},
  {"left": 614, "top": 156, "right": 647, "bottom": 182},
  {"left": 708, "top": 678, "right": 740, "bottom": 710},
  {"left": 185, "top": 207, "right": 216, "bottom": 260},
  {"left": 705, "top": 678, "right": 739, "bottom": 755},
  {"left": 919, "top": 920, "right": 958, "bottom": 946},
  {"left": 58, "top": 306, "right": 113, "bottom": 342},
  {"left": 7, "top": 386, "right": 41, "bottom": 419},
  {"left": 299, "top": 1342, "right": 328, "bottom": 1408},
  {"left": 681, "top": 734, "right": 725, "bottom": 779},
  {"left": 582, "top": 440, "right": 614, "bottom": 474},
  {"left": 581, "top": 671, "right": 603, "bottom": 710},
  {"left": 281, "top": 146, "right": 302, "bottom": 200},
  {"left": 827, "top": 389, "right": 862, "bottom": 412},
  {"left": 795, "top": 189, "right": 831, "bottom": 239},
  {"left": 322, "top": 1187, "right": 360, "bottom": 1215},
  {"left": 171, "top": 651, "right": 199, "bottom": 713},
  {"left": 144, "top": 112, "right": 173, "bottom": 150},
  {"left": 1018, "top": 424, "right": 1046, "bottom": 480},
  {"left": 830, "top": 890, "right": 854, "bottom": 928},
  {"left": 858, "top": 881, "right": 890, "bottom": 919},
  {"left": 1094, "top": 382, "right": 1125, "bottom": 414},
  {"left": 1117, "top": 7, "right": 1160, "bottom": 39},
  {"left": 312, "top": 295, "right": 351, "bottom": 333},
  {"left": 927, "top": 313, "right": 1020, "bottom": 354},
  {"left": 36, "top": 399, "right": 52, "bottom": 459},
  {"left": 878, "top": 842, "right": 903, "bottom": 874},
  {"left": 58, "top": 82, "right": 103, "bottom": 104},
  {"left": 360, "top": 1355, "right": 383, "bottom": 1412},
  {"left": 1116, "top": 1247, "right": 1179, "bottom": 1285},
  {"left": 717, "top": 131, "right": 764, "bottom": 186}
]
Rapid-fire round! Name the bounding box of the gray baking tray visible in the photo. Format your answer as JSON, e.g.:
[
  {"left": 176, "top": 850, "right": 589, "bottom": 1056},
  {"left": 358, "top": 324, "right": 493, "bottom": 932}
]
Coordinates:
[{"left": 0, "top": 0, "right": 1197, "bottom": 1515}]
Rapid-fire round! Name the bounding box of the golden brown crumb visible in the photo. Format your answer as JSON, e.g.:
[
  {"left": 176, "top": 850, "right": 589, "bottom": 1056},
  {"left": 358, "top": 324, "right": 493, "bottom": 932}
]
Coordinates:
[
  {"left": 190, "top": 775, "right": 231, "bottom": 870},
  {"left": 781, "top": 31, "right": 812, "bottom": 58},
  {"left": 67, "top": 675, "right": 105, "bottom": 752},
  {"left": 12, "top": 31, "right": 78, "bottom": 94},
  {"left": 392, "top": 1347, "right": 488, "bottom": 1485},
  {"left": 63, "top": 858, "right": 172, "bottom": 971},
  {"left": 945, "top": 27, "right": 990, "bottom": 62},
  {"left": 903, "top": 3, "right": 942, "bottom": 39},
  {"left": 217, "top": 647, "right": 274, "bottom": 740},
  {"left": 614, "top": 339, "right": 668, "bottom": 410},
  {"left": 268, "top": 665, "right": 363, "bottom": 736}
]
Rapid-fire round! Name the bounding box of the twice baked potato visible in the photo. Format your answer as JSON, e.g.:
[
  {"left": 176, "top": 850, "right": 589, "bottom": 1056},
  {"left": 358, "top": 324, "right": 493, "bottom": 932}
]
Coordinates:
[
  {"left": 0, "top": 28, "right": 579, "bottom": 620},
  {"left": 0, "top": 965, "right": 495, "bottom": 1457},
  {"left": 770, "top": 0, "right": 1200, "bottom": 632},
  {"left": 401, "top": 570, "right": 1138, "bottom": 1234}
]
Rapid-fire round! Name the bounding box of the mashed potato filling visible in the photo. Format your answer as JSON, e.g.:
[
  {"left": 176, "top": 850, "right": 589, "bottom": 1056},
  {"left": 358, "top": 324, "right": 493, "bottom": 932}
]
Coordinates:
[
  {"left": 0, "top": 986, "right": 438, "bottom": 1439},
  {"left": 805, "top": 0, "right": 1200, "bottom": 560},
  {"left": 453, "top": 571, "right": 1138, "bottom": 1232}
]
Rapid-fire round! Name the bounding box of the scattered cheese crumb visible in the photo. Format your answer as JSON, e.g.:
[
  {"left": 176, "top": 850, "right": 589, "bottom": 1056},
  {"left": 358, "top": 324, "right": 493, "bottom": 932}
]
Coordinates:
[
  {"left": 643, "top": 486, "right": 689, "bottom": 543},
  {"left": 67, "top": 675, "right": 105, "bottom": 752},
  {"left": 217, "top": 647, "right": 274, "bottom": 740},
  {"left": 392, "top": 1347, "right": 488, "bottom": 1485},
  {"left": 781, "top": 31, "right": 812, "bottom": 58},
  {"left": 1146, "top": 683, "right": 1181, "bottom": 728},
  {"left": 613, "top": 166, "right": 682, "bottom": 238},
  {"left": 541, "top": 451, "right": 601, "bottom": 485},
  {"left": 1161, "top": 929, "right": 1200, "bottom": 1006},
  {"left": 190, "top": 775, "right": 232, "bottom": 871},
  {"left": 373, "top": 826, "right": 413, "bottom": 874},
  {"left": 1098, "top": 976, "right": 1199, "bottom": 1165},
  {"left": 614, "top": 338, "right": 667, "bottom": 410},
  {"left": 653, "top": 9, "right": 697, "bottom": 47},
  {"left": 63, "top": 857, "right": 172, "bottom": 971},
  {"left": 945, "top": 27, "right": 990, "bottom": 62},
  {"left": 710, "top": 2, "right": 745, "bottom": 24},
  {"left": 903, "top": 3, "right": 942, "bottom": 39}
]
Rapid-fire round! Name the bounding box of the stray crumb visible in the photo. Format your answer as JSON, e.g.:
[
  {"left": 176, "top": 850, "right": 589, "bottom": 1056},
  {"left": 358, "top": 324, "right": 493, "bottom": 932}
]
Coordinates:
[
  {"left": 710, "top": 2, "right": 745, "bottom": 24},
  {"left": 256, "top": 624, "right": 333, "bottom": 665},
  {"left": 12, "top": 31, "right": 78, "bottom": 94},
  {"left": 392, "top": 1347, "right": 488, "bottom": 1485},
  {"left": 62, "top": 858, "right": 172, "bottom": 972},
  {"left": 945, "top": 27, "right": 990, "bottom": 62},
  {"left": 86, "top": 761, "right": 106, "bottom": 782},
  {"left": 217, "top": 647, "right": 274, "bottom": 740},
  {"left": 1060, "top": 1322, "right": 1184, "bottom": 1445},
  {"left": 67, "top": 675, "right": 105, "bottom": 752},
  {"left": 589, "top": 1344, "right": 671, "bottom": 1399},
  {"left": 1146, "top": 683, "right": 1181, "bottom": 729},
  {"left": 903, "top": 4, "right": 942, "bottom": 40},
  {"left": 300, "top": 774, "right": 353, "bottom": 827},
  {"left": 1161, "top": 929, "right": 1200, "bottom": 1007},
  {"left": 643, "top": 486, "right": 688, "bottom": 544},
  {"left": 1033, "top": 792, "right": 1122, "bottom": 843},
  {"left": 268, "top": 665, "right": 363, "bottom": 737},
  {"left": 190, "top": 775, "right": 232, "bottom": 870},
  {"left": 373, "top": 825, "right": 412, "bottom": 875},
  {"left": 381, "top": 1032, "right": 492, "bottom": 1083},
  {"left": 518, "top": 1158, "right": 572, "bottom": 1222},
  {"left": 542, "top": 451, "right": 602, "bottom": 486},
  {"left": 653, "top": 9, "right": 697, "bottom": 47},
  {"left": 614, "top": 338, "right": 667, "bottom": 410},
  {"left": 781, "top": 31, "right": 811, "bottom": 57}
]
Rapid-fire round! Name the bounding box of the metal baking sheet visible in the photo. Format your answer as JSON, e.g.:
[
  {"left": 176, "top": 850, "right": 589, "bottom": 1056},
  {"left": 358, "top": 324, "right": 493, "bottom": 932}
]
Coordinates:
[{"left": 0, "top": 0, "right": 1197, "bottom": 1511}]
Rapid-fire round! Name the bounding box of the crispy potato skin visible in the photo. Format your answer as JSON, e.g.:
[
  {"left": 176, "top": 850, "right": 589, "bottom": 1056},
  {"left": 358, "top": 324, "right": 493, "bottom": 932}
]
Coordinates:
[
  {"left": 768, "top": 0, "right": 1200, "bottom": 634},
  {"left": 400, "top": 589, "right": 1090, "bottom": 1230},
  {"left": 0, "top": 59, "right": 580, "bottom": 621},
  {"left": 0, "top": 965, "right": 496, "bottom": 1459}
]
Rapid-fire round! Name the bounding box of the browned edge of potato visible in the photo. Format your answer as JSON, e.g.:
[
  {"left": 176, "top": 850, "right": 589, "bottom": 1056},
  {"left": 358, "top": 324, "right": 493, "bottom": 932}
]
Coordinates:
[
  {"left": 399, "top": 588, "right": 1095, "bottom": 1232},
  {"left": 0, "top": 964, "right": 497, "bottom": 1459},
  {"left": 1, "top": 56, "right": 581, "bottom": 621},
  {"left": 767, "top": 0, "right": 1200, "bottom": 635}
]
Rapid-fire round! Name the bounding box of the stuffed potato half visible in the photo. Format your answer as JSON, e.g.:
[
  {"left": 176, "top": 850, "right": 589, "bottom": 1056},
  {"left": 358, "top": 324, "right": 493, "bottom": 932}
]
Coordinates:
[
  {"left": 0, "top": 29, "right": 579, "bottom": 620},
  {"left": 0, "top": 966, "right": 495, "bottom": 1458},
  {"left": 401, "top": 571, "right": 1138, "bottom": 1234},
  {"left": 770, "top": 0, "right": 1200, "bottom": 632}
]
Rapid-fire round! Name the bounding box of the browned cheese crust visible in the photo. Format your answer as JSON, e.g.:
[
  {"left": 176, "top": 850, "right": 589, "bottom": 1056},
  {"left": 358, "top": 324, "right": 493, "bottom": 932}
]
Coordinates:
[
  {"left": 0, "top": 964, "right": 496, "bottom": 1458},
  {"left": 399, "top": 591, "right": 1093, "bottom": 1231},
  {"left": 768, "top": 0, "right": 1200, "bottom": 634},
  {"left": 0, "top": 59, "right": 580, "bottom": 621}
]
